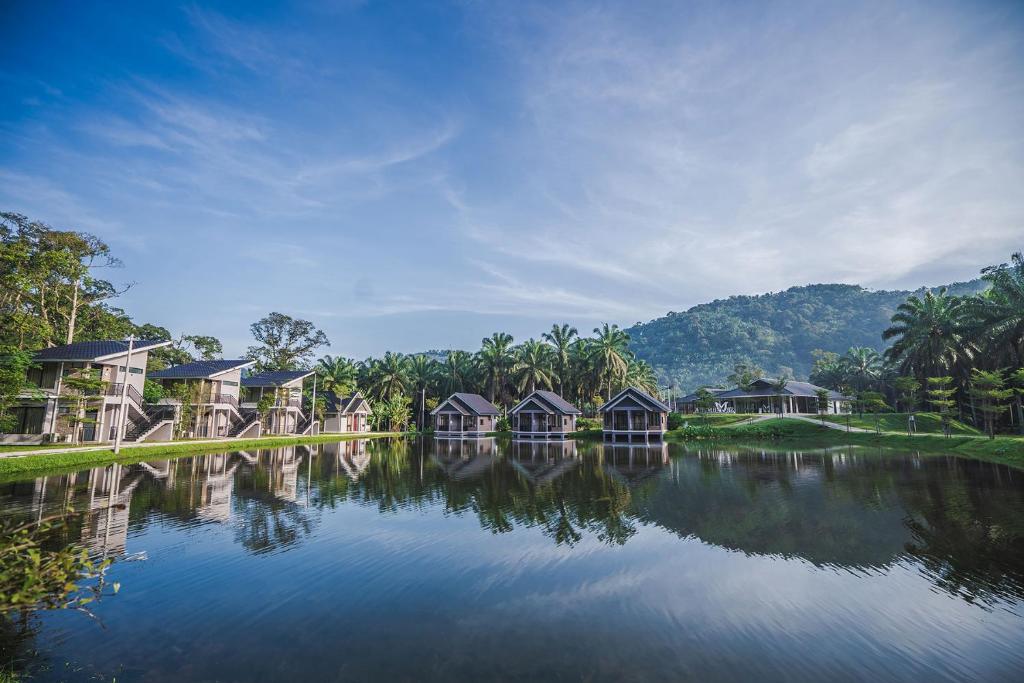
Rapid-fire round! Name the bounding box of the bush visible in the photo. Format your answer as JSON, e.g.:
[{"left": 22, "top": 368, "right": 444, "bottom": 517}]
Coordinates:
[
  {"left": 667, "top": 412, "right": 685, "bottom": 430},
  {"left": 496, "top": 416, "right": 510, "bottom": 431},
  {"left": 675, "top": 423, "right": 719, "bottom": 440},
  {"left": 142, "top": 379, "right": 164, "bottom": 404},
  {"left": 576, "top": 417, "right": 601, "bottom": 431}
]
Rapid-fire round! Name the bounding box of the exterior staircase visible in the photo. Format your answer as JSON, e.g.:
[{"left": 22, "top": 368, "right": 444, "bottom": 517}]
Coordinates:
[
  {"left": 229, "top": 411, "right": 261, "bottom": 438},
  {"left": 124, "top": 405, "right": 176, "bottom": 442}
]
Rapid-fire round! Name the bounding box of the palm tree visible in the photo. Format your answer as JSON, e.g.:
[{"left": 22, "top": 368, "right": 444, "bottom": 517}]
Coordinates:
[
  {"left": 367, "top": 351, "right": 409, "bottom": 401},
  {"left": 443, "top": 350, "right": 474, "bottom": 394},
  {"left": 842, "top": 346, "right": 883, "bottom": 392},
  {"left": 513, "top": 339, "right": 556, "bottom": 394},
  {"left": 883, "top": 288, "right": 973, "bottom": 380},
  {"left": 316, "top": 355, "right": 358, "bottom": 395},
  {"left": 965, "top": 252, "right": 1024, "bottom": 367},
  {"left": 477, "top": 332, "right": 515, "bottom": 405},
  {"left": 624, "top": 359, "right": 659, "bottom": 395},
  {"left": 591, "top": 323, "right": 632, "bottom": 400},
  {"left": 542, "top": 324, "right": 578, "bottom": 394}
]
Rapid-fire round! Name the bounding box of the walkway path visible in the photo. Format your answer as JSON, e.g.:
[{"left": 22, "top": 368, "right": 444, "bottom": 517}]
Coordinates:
[{"left": 726, "top": 414, "right": 872, "bottom": 433}]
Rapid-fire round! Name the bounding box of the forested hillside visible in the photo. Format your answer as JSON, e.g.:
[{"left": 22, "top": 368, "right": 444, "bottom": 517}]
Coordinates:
[{"left": 627, "top": 281, "right": 986, "bottom": 391}]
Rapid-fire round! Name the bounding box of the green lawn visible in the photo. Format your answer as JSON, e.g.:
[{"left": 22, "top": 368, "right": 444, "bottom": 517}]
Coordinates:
[
  {"left": 0, "top": 443, "right": 97, "bottom": 453},
  {"left": 676, "top": 413, "right": 759, "bottom": 428},
  {"left": 818, "top": 412, "right": 981, "bottom": 435}
]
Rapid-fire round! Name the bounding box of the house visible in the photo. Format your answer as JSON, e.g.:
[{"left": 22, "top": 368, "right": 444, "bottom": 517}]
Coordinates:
[
  {"left": 675, "top": 378, "right": 850, "bottom": 415},
  {"left": 507, "top": 440, "right": 579, "bottom": 486},
  {"left": 2, "top": 339, "right": 171, "bottom": 445},
  {"left": 321, "top": 390, "right": 372, "bottom": 433},
  {"left": 148, "top": 359, "right": 256, "bottom": 440},
  {"left": 431, "top": 393, "right": 499, "bottom": 438},
  {"left": 509, "top": 390, "right": 581, "bottom": 440},
  {"left": 240, "top": 370, "right": 315, "bottom": 435},
  {"left": 600, "top": 387, "right": 670, "bottom": 443}
]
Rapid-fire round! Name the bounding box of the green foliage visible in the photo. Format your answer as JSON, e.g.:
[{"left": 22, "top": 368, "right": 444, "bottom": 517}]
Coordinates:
[
  {"left": 142, "top": 379, "right": 164, "bottom": 404},
  {"left": 726, "top": 361, "right": 764, "bottom": 390},
  {"left": 495, "top": 416, "right": 510, "bottom": 432},
  {"left": 892, "top": 376, "right": 921, "bottom": 413},
  {"left": 246, "top": 312, "right": 329, "bottom": 372},
  {"left": 317, "top": 355, "right": 358, "bottom": 396},
  {"left": 575, "top": 417, "right": 601, "bottom": 431},
  {"left": 667, "top": 412, "right": 685, "bottom": 430},
  {"left": 969, "top": 369, "right": 1013, "bottom": 439},
  {"left": 0, "top": 347, "right": 37, "bottom": 432},
  {"left": 370, "top": 393, "right": 412, "bottom": 432}
]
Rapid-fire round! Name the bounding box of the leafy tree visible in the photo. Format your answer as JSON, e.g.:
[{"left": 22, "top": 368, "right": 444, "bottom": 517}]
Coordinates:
[
  {"left": 142, "top": 379, "right": 164, "bottom": 404},
  {"left": 815, "top": 387, "right": 830, "bottom": 426},
  {"left": 842, "top": 346, "right": 883, "bottom": 392},
  {"left": 892, "top": 376, "right": 921, "bottom": 413},
  {"left": 726, "top": 361, "right": 764, "bottom": 391},
  {"left": 969, "top": 369, "right": 1012, "bottom": 439},
  {"left": 926, "top": 376, "right": 957, "bottom": 438},
  {"left": 60, "top": 368, "right": 105, "bottom": 443},
  {"left": 317, "top": 355, "right": 358, "bottom": 395},
  {"left": 808, "top": 349, "right": 845, "bottom": 389},
  {"left": 0, "top": 347, "right": 37, "bottom": 433},
  {"left": 246, "top": 312, "right": 329, "bottom": 371}
]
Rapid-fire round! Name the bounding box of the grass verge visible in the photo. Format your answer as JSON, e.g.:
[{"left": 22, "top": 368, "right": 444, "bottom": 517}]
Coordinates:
[{"left": 0, "top": 432, "right": 404, "bottom": 481}]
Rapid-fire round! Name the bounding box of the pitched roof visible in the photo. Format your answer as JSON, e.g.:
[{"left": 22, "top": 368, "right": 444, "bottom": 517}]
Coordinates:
[
  {"left": 241, "top": 370, "right": 314, "bottom": 387},
  {"left": 149, "top": 359, "right": 254, "bottom": 380},
  {"left": 431, "top": 393, "right": 500, "bottom": 416},
  {"left": 511, "top": 390, "right": 581, "bottom": 415},
  {"left": 714, "top": 378, "right": 849, "bottom": 401},
  {"left": 34, "top": 339, "right": 171, "bottom": 362},
  {"left": 323, "top": 390, "right": 370, "bottom": 414},
  {"left": 599, "top": 387, "right": 671, "bottom": 413}
]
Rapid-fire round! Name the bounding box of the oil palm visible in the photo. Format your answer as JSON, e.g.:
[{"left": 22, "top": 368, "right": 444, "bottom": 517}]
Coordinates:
[
  {"left": 882, "top": 288, "right": 972, "bottom": 380},
  {"left": 624, "top": 359, "right": 659, "bottom": 395},
  {"left": 477, "top": 332, "right": 515, "bottom": 404},
  {"left": 542, "top": 323, "right": 578, "bottom": 394},
  {"left": 316, "top": 355, "right": 358, "bottom": 395},
  {"left": 841, "top": 347, "right": 883, "bottom": 392},
  {"left": 513, "top": 339, "right": 556, "bottom": 394},
  {"left": 443, "top": 350, "right": 474, "bottom": 394},
  {"left": 965, "top": 252, "right": 1024, "bottom": 366},
  {"left": 367, "top": 351, "right": 409, "bottom": 401},
  {"left": 591, "top": 323, "right": 632, "bottom": 400}
]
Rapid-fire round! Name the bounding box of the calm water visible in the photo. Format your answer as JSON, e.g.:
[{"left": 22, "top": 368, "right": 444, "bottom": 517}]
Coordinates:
[{"left": 2, "top": 438, "right": 1024, "bottom": 682}]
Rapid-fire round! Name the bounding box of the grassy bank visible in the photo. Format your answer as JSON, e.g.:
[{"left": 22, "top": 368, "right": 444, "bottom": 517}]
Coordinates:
[
  {"left": 817, "top": 412, "right": 981, "bottom": 435},
  {"left": 0, "top": 432, "right": 404, "bottom": 481},
  {"left": 686, "top": 418, "right": 1024, "bottom": 469}
]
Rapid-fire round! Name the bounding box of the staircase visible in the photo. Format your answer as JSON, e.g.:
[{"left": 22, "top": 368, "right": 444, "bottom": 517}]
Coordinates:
[
  {"left": 296, "top": 415, "right": 315, "bottom": 435},
  {"left": 229, "top": 411, "right": 261, "bottom": 438},
  {"left": 124, "top": 405, "right": 176, "bottom": 442}
]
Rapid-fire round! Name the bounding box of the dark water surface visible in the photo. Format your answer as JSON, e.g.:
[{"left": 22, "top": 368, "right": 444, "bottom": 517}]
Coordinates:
[{"left": 2, "top": 438, "right": 1024, "bottom": 682}]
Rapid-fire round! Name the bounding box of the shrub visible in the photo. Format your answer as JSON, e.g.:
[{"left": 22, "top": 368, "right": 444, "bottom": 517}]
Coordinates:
[
  {"left": 495, "top": 416, "right": 510, "bottom": 431},
  {"left": 667, "top": 412, "right": 685, "bottom": 430},
  {"left": 576, "top": 417, "right": 601, "bottom": 431}
]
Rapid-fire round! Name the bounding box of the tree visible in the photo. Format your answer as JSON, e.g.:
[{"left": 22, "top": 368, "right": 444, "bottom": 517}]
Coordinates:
[
  {"left": 0, "top": 347, "right": 37, "bottom": 433},
  {"left": 246, "top": 312, "right": 329, "bottom": 371},
  {"left": 60, "top": 368, "right": 105, "bottom": 443},
  {"left": 513, "top": 339, "right": 556, "bottom": 394},
  {"left": 443, "top": 350, "right": 475, "bottom": 395},
  {"left": 317, "top": 355, "right": 358, "bottom": 395},
  {"left": 477, "top": 332, "right": 515, "bottom": 405},
  {"left": 366, "top": 352, "right": 409, "bottom": 401},
  {"left": 727, "top": 361, "right": 763, "bottom": 391},
  {"left": 815, "top": 388, "right": 830, "bottom": 426},
  {"left": 883, "top": 288, "right": 972, "bottom": 381},
  {"left": 1010, "top": 368, "right": 1024, "bottom": 436},
  {"left": 964, "top": 253, "right": 1024, "bottom": 367},
  {"left": 969, "top": 369, "right": 1012, "bottom": 439},
  {"left": 808, "top": 350, "right": 846, "bottom": 390},
  {"left": 591, "top": 323, "right": 631, "bottom": 400},
  {"left": 926, "top": 376, "right": 957, "bottom": 438},
  {"left": 842, "top": 347, "right": 883, "bottom": 392},
  {"left": 624, "top": 360, "right": 659, "bottom": 395},
  {"left": 771, "top": 376, "right": 788, "bottom": 415},
  {"left": 892, "top": 376, "right": 920, "bottom": 414},
  {"left": 542, "top": 324, "right": 578, "bottom": 393}
]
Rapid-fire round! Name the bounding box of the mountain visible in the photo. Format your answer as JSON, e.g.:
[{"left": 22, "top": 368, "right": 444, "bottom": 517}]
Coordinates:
[{"left": 627, "top": 280, "right": 986, "bottom": 392}]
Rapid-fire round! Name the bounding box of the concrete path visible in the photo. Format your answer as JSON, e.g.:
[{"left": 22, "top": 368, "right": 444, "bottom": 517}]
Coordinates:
[{"left": 781, "top": 414, "right": 872, "bottom": 432}]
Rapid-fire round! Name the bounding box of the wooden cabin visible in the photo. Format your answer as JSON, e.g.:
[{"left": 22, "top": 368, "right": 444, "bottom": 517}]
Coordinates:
[
  {"left": 509, "top": 390, "right": 581, "bottom": 440},
  {"left": 431, "top": 393, "right": 499, "bottom": 438},
  {"left": 322, "top": 391, "right": 372, "bottom": 433},
  {"left": 599, "top": 387, "right": 670, "bottom": 443}
]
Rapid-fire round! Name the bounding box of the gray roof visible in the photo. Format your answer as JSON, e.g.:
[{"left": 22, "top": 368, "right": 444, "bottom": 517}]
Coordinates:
[
  {"left": 432, "top": 393, "right": 500, "bottom": 416},
  {"left": 600, "top": 387, "right": 671, "bottom": 413},
  {"left": 149, "top": 359, "right": 254, "bottom": 380},
  {"left": 323, "top": 390, "right": 370, "bottom": 414},
  {"left": 241, "top": 370, "right": 313, "bottom": 387},
  {"left": 676, "top": 387, "right": 729, "bottom": 403},
  {"left": 34, "top": 339, "right": 170, "bottom": 362},
  {"left": 710, "top": 378, "right": 849, "bottom": 401},
  {"left": 511, "top": 390, "right": 582, "bottom": 415}
]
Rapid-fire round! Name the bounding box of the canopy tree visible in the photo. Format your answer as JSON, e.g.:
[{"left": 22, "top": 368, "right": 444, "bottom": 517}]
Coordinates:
[{"left": 246, "top": 312, "right": 329, "bottom": 371}]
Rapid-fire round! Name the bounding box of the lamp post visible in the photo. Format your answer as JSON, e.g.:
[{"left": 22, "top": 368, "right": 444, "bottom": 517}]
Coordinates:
[{"left": 113, "top": 335, "right": 135, "bottom": 454}]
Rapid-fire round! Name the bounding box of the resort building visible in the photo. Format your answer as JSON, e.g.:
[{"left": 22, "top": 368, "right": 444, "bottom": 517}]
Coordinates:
[
  {"left": 600, "top": 387, "right": 670, "bottom": 443},
  {"left": 2, "top": 339, "right": 171, "bottom": 445},
  {"left": 322, "top": 391, "right": 372, "bottom": 434},
  {"left": 675, "top": 378, "right": 850, "bottom": 415},
  {"left": 509, "top": 390, "right": 582, "bottom": 440},
  {"left": 148, "top": 359, "right": 256, "bottom": 440},
  {"left": 240, "top": 370, "right": 315, "bottom": 435},
  {"left": 431, "top": 393, "right": 499, "bottom": 438}
]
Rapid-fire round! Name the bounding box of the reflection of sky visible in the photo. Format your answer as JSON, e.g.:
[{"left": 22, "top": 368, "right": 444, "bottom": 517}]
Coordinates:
[{"left": 9, "top": 444, "right": 1024, "bottom": 682}]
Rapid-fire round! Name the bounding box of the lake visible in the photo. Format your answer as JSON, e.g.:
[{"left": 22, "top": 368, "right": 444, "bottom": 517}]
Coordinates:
[{"left": 2, "top": 438, "right": 1023, "bottom": 682}]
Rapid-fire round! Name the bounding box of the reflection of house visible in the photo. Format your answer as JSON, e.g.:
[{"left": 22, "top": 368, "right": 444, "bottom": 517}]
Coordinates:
[
  {"left": 431, "top": 438, "right": 497, "bottom": 480},
  {"left": 322, "top": 391, "right": 372, "bottom": 433},
  {"left": 510, "top": 391, "right": 581, "bottom": 441},
  {"left": 192, "top": 454, "right": 242, "bottom": 522},
  {"left": 432, "top": 393, "right": 499, "bottom": 438},
  {"left": 241, "top": 370, "right": 314, "bottom": 435},
  {"left": 149, "top": 360, "right": 256, "bottom": 439},
  {"left": 265, "top": 447, "right": 303, "bottom": 502},
  {"left": 675, "top": 378, "right": 850, "bottom": 415},
  {"left": 507, "top": 440, "right": 579, "bottom": 486},
  {"left": 602, "top": 442, "right": 670, "bottom": 486},
  {"left": 3, "top": 339, "right": 171, "bottom": 445},
  {"left": 322, "top": 439, "right": 371, "bottom": 480},
  {"left": 600, "top": 387, "right": 670, "bottom": 442}
]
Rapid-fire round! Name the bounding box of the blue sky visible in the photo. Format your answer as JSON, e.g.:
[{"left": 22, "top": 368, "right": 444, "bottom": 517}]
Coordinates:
[{"left": 2, "top": 1, "right": 1023, "bottom": 358}]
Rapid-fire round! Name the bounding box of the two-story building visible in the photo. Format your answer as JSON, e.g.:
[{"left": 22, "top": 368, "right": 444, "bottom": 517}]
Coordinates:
[
  {"left": 148, "top": 360, "right": 256, "bottom": 439},
  {"left": 240, "top": 370, "right": 314, "bottom": 435},
  {"left": 2, "top": 339, "right": 170, "bottom": 445}
]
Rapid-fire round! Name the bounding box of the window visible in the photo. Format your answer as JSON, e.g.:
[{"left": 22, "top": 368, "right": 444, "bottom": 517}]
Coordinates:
[
  {"left": 222, "top": 380, "right": 239, "bottom": 387},
  {"left": 7, "top": 407, "right": 45, "bottom": 434}
]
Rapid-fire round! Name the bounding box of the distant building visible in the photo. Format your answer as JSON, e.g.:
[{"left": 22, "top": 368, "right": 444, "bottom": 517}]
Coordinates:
[
  {"left": 509, "top": 390, "right": 581, "bottom": 441},
  {"left": 2, "top": 339, "right": 171, "bottom": 445},
  {"left": 431, "top": 393, "right": 499, "bottom": 438},
  {"left": 675, "top": 378, "right": 850, "bottom": 414},
  {"left": 600, "top": 387, "right": 670, "bottom": 443},
  {"left": 322, "top": 391, "right": 372, "bottom": 433}
]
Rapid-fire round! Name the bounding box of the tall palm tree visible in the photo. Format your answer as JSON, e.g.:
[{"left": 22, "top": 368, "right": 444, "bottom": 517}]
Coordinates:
[
  {"left": 883, "top": 288, "right": 973, "bottom": 381},
  {"left": 591, "top": 323, "right": 632, "bottom": 400},
  {"left": 624, "top": 359, "right": 659, "bottom": 395},
  {"left": 367, "top": 351, "right": 409, "bottom": 401},
  {"left": 842, "top": 346, "right": 883, "bottom": 392},
  {"left": 443, "top": 350, "right": 474, "bottom": 394},
  {"left": 316, "top": 355, "right": 358, "bottom": 395},
  {"left": 477, "top": 332, "right": 515, "bottom": 404},
  {"left": 513, "top": 339, "right": 556, "bottom": 394},
  {"left": 542, "top": 323, "right": 578, "bottom": 394},
  {"left": 965, "top": 252, "right": 1024, "bottom": 367}
]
